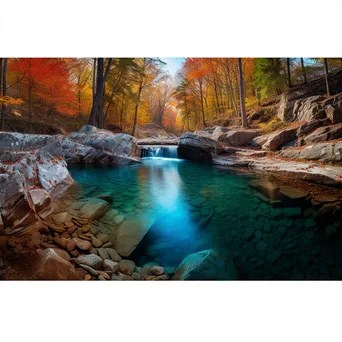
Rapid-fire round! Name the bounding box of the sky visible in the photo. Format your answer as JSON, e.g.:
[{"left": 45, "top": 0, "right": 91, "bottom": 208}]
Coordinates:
[{"left": 160, "top": 58, "right": 185, "bottom": 77}]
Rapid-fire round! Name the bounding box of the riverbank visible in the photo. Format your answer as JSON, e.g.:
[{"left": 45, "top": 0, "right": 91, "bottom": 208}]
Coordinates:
[{"left": 2, "top": 123, "right": 342, "bottom": 280}]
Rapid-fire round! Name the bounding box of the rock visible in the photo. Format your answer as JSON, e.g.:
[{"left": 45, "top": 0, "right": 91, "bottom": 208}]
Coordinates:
[
  {"left": 325, "top": 105, "right": 342, "bottom": 124},
  {"left": 220, "top": 129, "right": 259, "bottom": 146},
  {"left": 29, "top": 188, "right": 52, "bottom": 218},
  {"left": 61, "top": 127, "right": 140, "bottom": 165},
  {"left": 91, "top": 236, "right": 103, "bottom": 248},
  {"left": 279, "top": 185, "right": 309, "bottom": 200},
  {"left": 52, "top": 237, "right": 67, "bottom": 249},
  {"left": 113, "top": 214, "right": 125, "bottom": 225},
  {"left": 103, "top": 259, "right": 119, "bottom": 272},
  {"left": 304, "top": 123, "right": 342, "bottom": 144},
  {"left": 261, "top": 127, "right": 298, "bottom": 151},
  {"left": 118, "top": 260, "right": 136, "bottom": 276},
  {"left": 150, "top": 266, "right": 165, "bottom": 276},
  {"left": 212, "top": 126, "right": 229, "bottom": 140},
  {"left": 65, "top": 239, "right": 77, "bottom": 251},
  {"left": 85, "top": 274, "right": 92, "bottom": 280},
  {"left": 296, "top": 118, "right": 332, "bottom": 142},
  {"left": 100, "top": 209, "right": 120, "bottom": 224},
  {"left": 178, "top": 133, "right": 224, "bottom": 163},
  {"left": 96, "top": 192, "right": 114, "bottom": 203},
  {"left": 75, "top": 239, "right": 92, "bottom": 251},
  {"left": 315, "top": 202, "right": 341, "bottom": 221},
  {"left": 132, "top": 272, "right": 141, "bottom": 280},
  {"left": 79, "top": 264, "right": 100, "bottom": 276},
  {"left": 173, "top": 249, "right": 238, "bottom": 280},
  {"left": 30, "top": 249, "right": 79, "bottom": 280},
  {"left": 291, "top": 95, "right": 325, "bottom": 122},
  {"left": 54, "top": 248, "right": 71, "bottom": 262},
  {"left": 98, "top": 248, "right": 110, "bottom": 260},
  {"left": 78, "top": 198, "right": 110, "bottom": 220},
  {"left": 283, "top": 207, "right": 301, "bottom": 217},
  {"left": 98, "top": 275, "right": 106, "bottom": 280},
  {"left": 266, "top": 250, "right": 282, "bottom": 264},
  {"left": 0, "top": 171, "right": 41, "bottom": 235},
  {"left": 52, "top": 212, "right": 73, "bottom": 225},
  {"left": 97, "top": 233, "right": 109, "bottom": 244},
  {"left": 75, "top": 254, "right": 103, "bottom": 270},
  {"left": 314, "top": 194, "right": 339, "bottom": 203},
  {"left": 114, "top": 214, "right": 155, "bottom": 257},
  {"left": 118, "top": 274, "right": 133, "bottom": 280},
  {"left": 106, "top": 248, "right": 122, "bottom": 261}
]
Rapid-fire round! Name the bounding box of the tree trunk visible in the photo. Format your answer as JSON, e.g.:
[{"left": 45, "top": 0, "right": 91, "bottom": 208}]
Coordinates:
[
  {"left": 300, "top": 58, "right": 307, "bottom": 84},
  {"left": 238, "top": 58, "right": 248, "bottom": 128},
  {"left": 92, "top": 58, "right": 97, "bottom": 103},
  {"left": 323, "top": 58, "right": 331, "bottom": 96},
  {"left": 88, "top": 58, "right": 112, "bottom": 128},
  {"left": 287, "top": 58, "right": 292, "bottom": 88},
  {"left": 199, "top": 79, "right": 206, "bottom": 127},
  {"left": 1, "top": 58, "right": 7, "bottom": 130},
  {"left": 131, "top": 81, "right": 143, "bottom": 136}
]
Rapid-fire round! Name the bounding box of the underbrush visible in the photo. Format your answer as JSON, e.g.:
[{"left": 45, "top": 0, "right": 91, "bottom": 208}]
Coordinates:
[{"left": 258, "top": 117, "right": 288, "bottom": 134}]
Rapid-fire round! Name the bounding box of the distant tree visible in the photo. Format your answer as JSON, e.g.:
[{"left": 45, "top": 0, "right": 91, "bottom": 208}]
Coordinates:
[
  {"left": 253, "top": 58, "right": 285, "bottom": 100},
  {"left": 323, "top": 58, "right": 331, "bottom": 96},
  {"left": 300, "top": 58, "right": 307, "bottom": 84},
  {"left": 286, "top": 58, "right": 292, "bottom": 88},
  {"left": 237, "top": 58, "right": 248, "bottom": 128},
  {"left": 1, "top": 58, "right": 8, "bottom": 130}
]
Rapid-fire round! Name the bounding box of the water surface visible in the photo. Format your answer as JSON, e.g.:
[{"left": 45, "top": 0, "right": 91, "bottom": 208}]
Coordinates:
[{"left": 69, "top": 157, "right": 342, "bottom": 280}]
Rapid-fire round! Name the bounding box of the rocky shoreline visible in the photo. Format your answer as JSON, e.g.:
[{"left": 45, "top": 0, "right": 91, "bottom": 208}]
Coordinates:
[{"left": 2, "top": 109, "right": 342, "bottom": 280}]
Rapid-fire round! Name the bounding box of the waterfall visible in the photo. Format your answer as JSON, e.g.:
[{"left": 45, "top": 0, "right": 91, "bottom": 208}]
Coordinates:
[{"left": 141, "top": 145, "right": 179, "bottom": 159}]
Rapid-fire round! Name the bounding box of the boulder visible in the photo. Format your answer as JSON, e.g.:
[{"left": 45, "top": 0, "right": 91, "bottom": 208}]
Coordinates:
[
  {"left": 0, "top": 132, "right": 56, "bottom": 151},
  {"left": 325, "top": 105, "right": 342, "bottom": 124},
  {"left": 0, "top": 171, "right": 41, "bottom": 235},
  {"left": 304, "top": 123, "right": 342, "bottom": 144},
  {"left": 78, "top": 198, "right": 110, "bottom": 220},
  {"left": 261, "top": 127, "right": 298, "bottom": 151},
  {"left": 114, "top": 214, "right": 155, "bottom": 257},
  {"left": 219, "top": 129, "right": 259, "bottom": 146},
  {"left": 29, "top": 188, "right": 52, "bottom": 218},
  {"left": 30, "top": 249, "right": 79, "bottom": 280},
  {"left": 212, "top": 126, "right": 229, "bottom": 141},
  {"left": 291, "top": 95, "right": 325, "bottom": 122},
  {"left": 296, "top": 118, "right": 332, "bottom": 142},
  {"left": 178, "top": 133, "right": 225, "bottom": 163},
  {"left": 173, "top": 249, "right": 238, "bottom": 280}
]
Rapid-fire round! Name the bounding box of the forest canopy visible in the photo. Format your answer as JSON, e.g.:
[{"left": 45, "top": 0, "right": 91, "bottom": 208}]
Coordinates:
[{"left": 0, "top": 57, "right": 341, "bottom": 134}]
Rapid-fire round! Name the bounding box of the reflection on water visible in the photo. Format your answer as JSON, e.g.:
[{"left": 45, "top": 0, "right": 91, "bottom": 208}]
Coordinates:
[{"left": 69, "top": 158, "right": 342, "bottom": 280}]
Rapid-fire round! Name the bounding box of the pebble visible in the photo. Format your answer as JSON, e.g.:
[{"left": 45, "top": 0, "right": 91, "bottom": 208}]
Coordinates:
[
  {"left": 132, "top": 272, "right": 141, "bottom": 280},
  {"left": 99, "top": 271, "right": 110, "bottom": 280},
  {"left": 106, "top": 248, "right": 122, "bottom": 261},
  {"left": 79, "top": 264, "right": 100, "bottom": 276},
  {"left": 118, "top": 274, "right": 133, "bottom": 280},
  {"left": 118, "top": 260, "right": 136, "bottom": 276},
  {"left": 114, "top": 214, "right": 125, "bottom": 225},
  {"left": 97, "top": 233, "right": 109, "bottom": 244},
  {"left": 76, "top": 254, "right": 103, "bottom": 270},
  {"left": 55, "top": 248, "right": 71, "bottom": 262},
  {"left": 70, "top": 250, "right": 79, "bottom": 257},
  {"left": 64, "top": 222, "right": 74, "bottom": 228},
  {"left": 103, "top": 259, "right": 119, "bottom": 272},
  {"left": 98, "top": 275, "right": 106, "bottom": 280},
  {"left": 52, "top": 237, "right": 67, "bottom": 249},
  {"left": 90, "top": 227, "right": 99, "bottom": 235},
  {"left": 91, "top": 236, "right": 103, "bottom": 248},
  {"left": 76, "top": 239, "right": 92, "bottom": 251},
  {"left": 85, "top": 274, "right": 92, "bottom": 281},
  {"left": 90, "top": 248, "right": 98, "bottom": 255},
  {"left": 98, "top": 248, "right": 110, "bottom": 260},
  {"left": 102, "top": 242, "right": 113, "bottom": 248},
  {"left": 82, "top": 225, "right": 91, "bottom": 233},
  {"left": 151, "top": 266, "right": 165, "bottom": 276}
]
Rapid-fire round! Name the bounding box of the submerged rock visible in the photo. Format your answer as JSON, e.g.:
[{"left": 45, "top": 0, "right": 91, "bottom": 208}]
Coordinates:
[
  {"left": 78, "top": 198, "right": 110, "bottom": 220},
  {"left": 173, "top": 249, "right": 238, "bottom": 280},
  {"left": 114, "top": 214, "right": 155, "bottom": 257}
]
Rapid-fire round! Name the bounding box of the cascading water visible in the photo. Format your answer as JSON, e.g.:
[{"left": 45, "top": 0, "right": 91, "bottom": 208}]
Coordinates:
[{"left": 141, "top": 145, "right": 179, "bottom": 159}]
